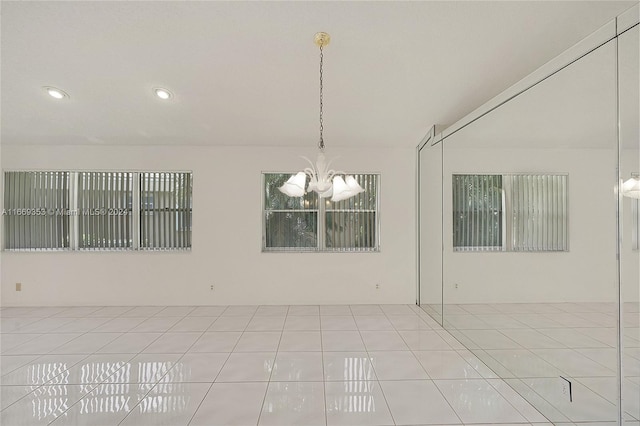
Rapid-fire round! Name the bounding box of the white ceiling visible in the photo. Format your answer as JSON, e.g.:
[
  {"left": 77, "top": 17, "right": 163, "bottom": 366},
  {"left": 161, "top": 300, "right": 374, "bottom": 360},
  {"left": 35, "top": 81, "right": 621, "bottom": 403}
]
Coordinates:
[{"left": 1, "top": 1, "right": 635, "bottom": 148}]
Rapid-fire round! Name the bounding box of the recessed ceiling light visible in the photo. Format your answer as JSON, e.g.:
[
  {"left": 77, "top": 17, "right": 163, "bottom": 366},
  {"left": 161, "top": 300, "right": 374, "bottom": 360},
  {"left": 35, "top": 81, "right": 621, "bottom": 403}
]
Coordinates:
[
  {"left": 154, "top": 88, "right": 173, "bottom": 100},
  {"left": 44, "top": 86, "right": 69, "bottom": 99}
]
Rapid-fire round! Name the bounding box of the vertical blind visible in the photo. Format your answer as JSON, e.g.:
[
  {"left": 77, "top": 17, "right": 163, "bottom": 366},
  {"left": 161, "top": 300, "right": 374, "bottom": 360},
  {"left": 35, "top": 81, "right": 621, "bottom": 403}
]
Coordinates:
[
  {"left": 325, "top": 174, "right": 378, "bottom": 251},
  {"left": 509, "top": 174, "right": 568, "bottom": 251},
  {"left": 78, "top": 172, "right": 133, "bottom": 249},
  {"left": 4, "top": 171, "right": 70, "bottom": 250},
  {"left": 452, "top": 173, "right": 568, "bottom": 252},
  {"left": 4, "top": 170, "right": 192, "bottom": 251},
  {"left": 140, "top": 172, "right": 192, "bottom": 250},
  {"left": 452, "top": 174, "right": 503, "bottom": 251}
]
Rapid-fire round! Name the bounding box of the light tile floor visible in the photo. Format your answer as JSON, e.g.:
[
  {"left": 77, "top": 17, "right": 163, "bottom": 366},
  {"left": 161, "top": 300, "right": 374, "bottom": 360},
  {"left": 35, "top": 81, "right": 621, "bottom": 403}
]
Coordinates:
[
  {"left": 422, "top": 302, "right": 640, "bottom": 425},
  {"left": 0, "top": 304, "right": 556, "bottom": 425}
]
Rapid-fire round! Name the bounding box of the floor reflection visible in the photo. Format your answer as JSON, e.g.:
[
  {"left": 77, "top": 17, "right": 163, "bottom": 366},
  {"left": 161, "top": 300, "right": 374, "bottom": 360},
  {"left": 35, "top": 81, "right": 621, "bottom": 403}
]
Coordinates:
[
  {"left": 425, "top": 302, "right": 640, "bottom": 423},
  {"left": 20, "top": 361, "right": 188, "bottom": 419},
  {"left": 333, "top": 381, "right": 377, "bottom": 413}
]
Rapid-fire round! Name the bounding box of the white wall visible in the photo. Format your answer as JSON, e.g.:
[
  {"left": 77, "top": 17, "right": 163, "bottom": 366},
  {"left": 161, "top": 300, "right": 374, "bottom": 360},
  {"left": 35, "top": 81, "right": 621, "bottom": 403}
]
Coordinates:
[
  {"left": 441, "top": 147, "right": 617, "bottom": 304},
  {"left": 0, "top": 144, "right": 416, "bottom": 306}
]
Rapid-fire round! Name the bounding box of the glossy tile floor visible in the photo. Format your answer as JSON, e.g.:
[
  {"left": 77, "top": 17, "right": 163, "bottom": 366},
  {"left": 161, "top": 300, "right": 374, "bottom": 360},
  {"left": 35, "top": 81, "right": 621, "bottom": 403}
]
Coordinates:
[
  {"left": 0, "top": 304, "right": 560, "bottom": 426},
  {"left": 422, "top": 302, "right": 640, "bottom": 425}
]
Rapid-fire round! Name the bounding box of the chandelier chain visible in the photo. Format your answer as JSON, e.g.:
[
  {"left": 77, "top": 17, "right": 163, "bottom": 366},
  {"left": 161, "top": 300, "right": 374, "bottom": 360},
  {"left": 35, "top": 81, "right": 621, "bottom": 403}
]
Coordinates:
[{"left": 319, "top": 44, "right": 324, "bottom": 151}]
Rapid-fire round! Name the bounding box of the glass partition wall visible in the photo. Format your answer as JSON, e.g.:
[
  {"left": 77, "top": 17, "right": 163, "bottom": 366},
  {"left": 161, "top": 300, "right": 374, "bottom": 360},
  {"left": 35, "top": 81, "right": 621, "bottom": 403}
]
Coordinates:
[
  {"left": 619, "top": 22, "right": 639, "bottom": 424},
  {"left": 418, "top": 126, "right": 443, "bottom": 325},
  {"left": 418, "top": 9, "right": 639, "bottom": 425}
]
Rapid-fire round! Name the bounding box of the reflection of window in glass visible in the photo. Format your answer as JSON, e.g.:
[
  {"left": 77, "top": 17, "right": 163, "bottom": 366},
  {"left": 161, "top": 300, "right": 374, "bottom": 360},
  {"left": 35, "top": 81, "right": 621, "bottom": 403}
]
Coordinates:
[
  {"left": 452, "top": 174, "right": 503, "bottom": 251},
  {"left": 4, "top": 171, "right": 71, "bottom": 250},
  {"left": 508, "top": 174, "right": 568, "bottom": 252},
  {"left": 263, "top": 173, "right": 379, "bottom": 252},
  {"left": 453, "top": 173, "right": 568, "bottom": 252}
]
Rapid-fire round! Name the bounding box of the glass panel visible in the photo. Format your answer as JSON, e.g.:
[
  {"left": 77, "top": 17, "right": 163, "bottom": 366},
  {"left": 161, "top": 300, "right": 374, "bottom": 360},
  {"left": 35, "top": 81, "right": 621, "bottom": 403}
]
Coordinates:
[
  {"left": 418, "top": 127, "right": 444, "bottom": 325},
  {"left": 264, "top": 173, "right": 318, "bottom": 211},
  {"left": 263, "top": 173, "right": 318, "bottom": 250},
  {"left": 325, "top": 211, "right": 376, "bottom": 250},
  {"left": 619, "top": 24, "right": 639, "bottom": 424},
  {"left": 325, "top": 174, "right": 378, "bottom": 251},
  {"left": 264, "top": 211, "right": 317, "bottom": 249},
  {"left": 439, "top": 37, "right": 618, "bottom": 423}
]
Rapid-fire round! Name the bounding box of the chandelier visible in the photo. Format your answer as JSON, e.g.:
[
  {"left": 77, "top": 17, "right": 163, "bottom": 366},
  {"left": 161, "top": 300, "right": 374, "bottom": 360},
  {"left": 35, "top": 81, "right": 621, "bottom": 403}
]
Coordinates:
[{"left": 279, "top": 32, "right": 365, "bottom": 202}]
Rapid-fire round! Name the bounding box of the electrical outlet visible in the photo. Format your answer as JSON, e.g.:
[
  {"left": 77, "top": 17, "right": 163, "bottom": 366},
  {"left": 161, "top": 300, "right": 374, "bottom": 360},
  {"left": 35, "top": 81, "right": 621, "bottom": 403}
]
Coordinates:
[
  {"left": 15, "top": 282, "right": 22, "bottom": 291},
  {"left": 454, "top": 283, "right": 459, "bottom": 289},
  {"left": 375, "top": 283, "right": 380, "bottom": 290},
  {"left": 210, "top": 285, "right": 214, "bottom": 291}
]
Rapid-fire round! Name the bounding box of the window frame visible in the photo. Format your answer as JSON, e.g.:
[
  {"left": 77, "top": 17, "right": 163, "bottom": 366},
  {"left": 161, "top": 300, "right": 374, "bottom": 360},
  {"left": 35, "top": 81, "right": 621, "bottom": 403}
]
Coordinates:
[{"left": 262, "top": 172, "right": 381, "bottom": 253}]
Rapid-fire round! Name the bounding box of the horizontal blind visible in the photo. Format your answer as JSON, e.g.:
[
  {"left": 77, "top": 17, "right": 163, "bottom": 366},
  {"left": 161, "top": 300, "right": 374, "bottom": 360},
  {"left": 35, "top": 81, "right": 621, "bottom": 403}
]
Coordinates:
[
  {"left": 78, "top": 172, "right": 133, "bottom": 249},
  {"left": 140, "top": 172, "right": 192, "bottom": 250},
  {"left": 4, "top": 171, "right": 70, "bottom": 250},
  {"left": 263, "top": 173, "right": 318, "bottom": 250},
  {"left": 452, "top": 174, "right": 503, "bottom": 251},
  {"left": 509, "top": 174, "right": 568, "bottom": 251},
  {"left": 325, "top": 174, "right": 378, "bottom": 252}
]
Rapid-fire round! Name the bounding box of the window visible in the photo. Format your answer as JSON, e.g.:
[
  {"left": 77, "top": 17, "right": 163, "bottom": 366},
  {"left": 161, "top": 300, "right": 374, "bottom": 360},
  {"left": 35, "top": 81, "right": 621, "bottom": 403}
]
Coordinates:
[
  {"left": 3, "top": 171, "right": 71, "bottom": 250},
  {"left": 78, "top": 172, "right": 133, "bottom": 249},
  {"left": 452, "top": 173, "right": 568, "bottom": 252},
  {"left": 263, "top": 173, "right": 379, "bottom": 252},
  {"left": 140, "top": 172, "right": 192, "bottom": 250},
  {"left": 3, "top": 171, "right": 192, "bottom": 251}
]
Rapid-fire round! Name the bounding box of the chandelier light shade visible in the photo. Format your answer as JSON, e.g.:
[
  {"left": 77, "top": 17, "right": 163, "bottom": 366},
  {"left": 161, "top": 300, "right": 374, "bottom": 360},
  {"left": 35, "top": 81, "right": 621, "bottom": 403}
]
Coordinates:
[
  {"left": 279, "top": 32, "right": 365, "bottom": 202},
  {"left": 622, "top": 174, "right": 640, "bottom": 199},
  {"left": 279, "top": 172, "right": 307, "bottom": 197}
]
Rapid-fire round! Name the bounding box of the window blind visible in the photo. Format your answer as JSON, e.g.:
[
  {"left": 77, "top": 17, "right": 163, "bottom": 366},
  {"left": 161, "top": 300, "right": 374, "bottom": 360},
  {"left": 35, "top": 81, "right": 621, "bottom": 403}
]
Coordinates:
[
  {"left": 4, "top": 171, "right": 70, "bottom": 250},
  {"left": 139, "top": 172, "right": 192, "bottom": 250},
  {"left": 78, "top": 172, "right": 133, "bottom": 249},
  {"left": 452, "top": 174, "right": 503, "bottom": 251},
  {"left": 452, "top": 173, "right": 568, "bottom": 252},
  {"left": 509, "top": 174, "right": 568, "bottom": 251},
  {"left": 325, "top": 174, "right": 378, "bottom": 251}
]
